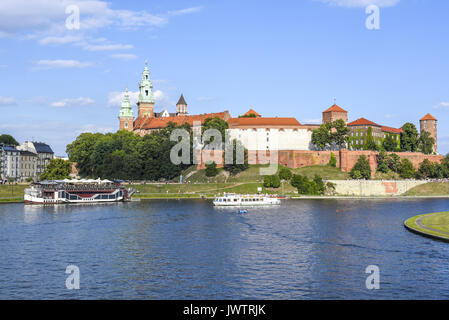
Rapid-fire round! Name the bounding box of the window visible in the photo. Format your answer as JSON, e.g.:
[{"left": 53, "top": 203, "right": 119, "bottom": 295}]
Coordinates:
[
  {"left": 124, "top": 122, "right": 128, "bottom": 128},
  {"left": 145, "top": 90, "right": 148, "bottom": 96}
]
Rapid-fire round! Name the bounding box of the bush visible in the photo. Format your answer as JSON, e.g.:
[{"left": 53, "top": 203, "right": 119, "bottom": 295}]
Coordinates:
[
  {"left": 278, "top": 167, "right": 292, "bottom": 181},
  {"left": 290, "top": 174, "right": 330, "bottom": 195},
  {"left": 205, "top": 161, "right": 218, "bottom": 177},
  {"left": 350, "top": 155, "right": 371, "bottom": 180},
  {"left": 399, "top": 159, "right": 415, "bottom": 179},
  {"left": 264, "top": 175, "right": 280, "bottom": 188},
  {"left": 328, "top": 152, "right": 337, "bottom": 167},
  {"left": 418, "top": 159, "right": 443, "bottom": 179}
]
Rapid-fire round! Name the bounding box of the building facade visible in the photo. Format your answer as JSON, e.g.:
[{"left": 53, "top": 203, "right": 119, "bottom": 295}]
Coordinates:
[
  {"left": 17, "top": 141, "right": 54, "bottom": 178},
  {"left": 0, "top": 145, "right": 20, "bottom": 180},
  {"left": 19, "top": 151, "right": 38, "bottom": 180}
]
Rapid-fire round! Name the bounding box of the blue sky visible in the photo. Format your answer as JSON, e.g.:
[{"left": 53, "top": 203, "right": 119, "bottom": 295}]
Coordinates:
[{"left": 0, "top": 0, "right": 448, "bottom": 155}]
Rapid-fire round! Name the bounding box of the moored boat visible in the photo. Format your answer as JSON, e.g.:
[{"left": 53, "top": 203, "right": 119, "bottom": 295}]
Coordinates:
[
  {"left": 213, "top": 193, "right": 281, "bottom": 206},
  {"left": 24, "top": 179, "right": 134, "bottom": 204}
]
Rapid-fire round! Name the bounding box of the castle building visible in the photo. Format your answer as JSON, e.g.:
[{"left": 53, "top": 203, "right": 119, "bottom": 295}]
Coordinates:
[
  {"left": 347, "top": 118, "right": 402, "bottom": 150},
  {"left": 322, "top": 104, "right": 348, "bottom": 124},
  {"left": 420, "top": 113, "right": 437, "bottom": 153},
  {"left": 119, "top": 62, "right": 230, "bottom": 136},
  {"left": 227, "top": 109, "right": 312, "bottom": 151}
]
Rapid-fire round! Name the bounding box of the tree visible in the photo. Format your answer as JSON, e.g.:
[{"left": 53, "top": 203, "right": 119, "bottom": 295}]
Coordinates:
[
  {"left": 40, "top": 158, "right": 72, "bottom": 181},
  {"left": 311, "top": 120, "right": 349, "bottom": 150},
  {"left": 278, "top": 167, "right": 292, "bottom": 181},
  {"left": 66, "top": 132, "right": 103, "bottom": 177},
  {"left": 223, "top": 139, "right": 249, "bottom": 175},
  {"left": 205, "top": 161, "right": 218, "bottom": 177},
  {"left": 377, "top": 152, "right": 401, "bottom": 174},
  {"left": 202, "top": 117, "right": 229, "bottom": 144},
  {"left": 332, "top": 119, "right": 350, "bottom": 149},
  {"left": 400, "top": 123, "right": 420, "bottom": 152},
  {"left": 350, "top": 155, "right": 371, "bottom": 180},
  {"left": 328, "top": 152, "right": 337, "bottom": 167},
  {"left": 419, "top": 130, "right": 435, "bottom": 155},
  {"left": 399, "top": 158, "right": 415, "bottom": 179},
  {"left": 418, "top": 159, "right": 442, "bottom": 179},
  {"left": 290, "top": 174, "right": 329, "bottom": 195},
  {"left": 0, "top": 134, "right": 19, "bottom": 146},
  {"left": 382, "top": 134, "right": 398, "bottom": 152}
]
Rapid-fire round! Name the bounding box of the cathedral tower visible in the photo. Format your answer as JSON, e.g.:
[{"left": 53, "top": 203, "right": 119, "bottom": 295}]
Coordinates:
[
  {"left": 137, "top": 61, "right": 155, "bottom": 118},
  {"left": 176, "top": 94, "right": 187, "bottom": 115},
  {"left": 118, "top": 87, "right": 134, "bottom": 131}
]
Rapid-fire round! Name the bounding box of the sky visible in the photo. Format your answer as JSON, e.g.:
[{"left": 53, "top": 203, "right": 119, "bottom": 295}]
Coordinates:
[{"left": 0, "top": 0, "right": 448, "bottom": 155}]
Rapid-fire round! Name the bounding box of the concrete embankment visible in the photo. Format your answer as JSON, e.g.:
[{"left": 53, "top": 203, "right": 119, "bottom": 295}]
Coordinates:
[{"left": 328, "top": 180, "right": 428, "bottom": 197}]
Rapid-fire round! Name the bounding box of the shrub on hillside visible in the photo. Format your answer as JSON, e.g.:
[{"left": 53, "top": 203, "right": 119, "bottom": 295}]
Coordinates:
[
  {"left": 205, "top": 161, "right": 218, "bottom": 177},
  {"left": 399, "top": 158, "right": 415, "bottom": 179},
  {"left": 278, "top": 167, "right": 292, "bottom": 181},
  {"left": 290, "top": 174, "right": 330, "bottom": 195},
  {"left": 264, "top": 175, "right": 280, "bottom": 188},
  {"left": 350, "top": 155, "right": 371, "bottom": 180}
]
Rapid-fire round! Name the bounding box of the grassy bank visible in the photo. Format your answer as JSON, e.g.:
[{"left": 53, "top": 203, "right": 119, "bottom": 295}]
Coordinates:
[
  {"left": 0, "top": 184, "right": 27, "bottom": 202},
  {"left": 405, "top": 212, "right": 449, "bottom": 241},
  {"left": 403, "top": 182, "right": 449, "bottom": 196}
]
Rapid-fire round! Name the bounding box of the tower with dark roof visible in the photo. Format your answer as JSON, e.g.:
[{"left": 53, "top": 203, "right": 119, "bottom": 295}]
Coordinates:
[
  {"left": 420, "top": 113, "right": 437, "bottom": 153},
  {"left": 322, "top": 104, "right": 348, "bottom": 124},
  {"left": 176, "top": 94, "right": 187, "bottom": 115}
]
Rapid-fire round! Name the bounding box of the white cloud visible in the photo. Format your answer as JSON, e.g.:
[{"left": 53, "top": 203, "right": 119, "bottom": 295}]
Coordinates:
[
  {"left": 109, "top": 53, "right": 137, "bottom": 61},
  {"left": 0, "top": 0, "right": 202, "bottom": 41},
  {"left": 50, "top": 97, "right": 94, "bottom": 107},
  {"left": 39, "top": 35, "right": 82, "bottom": 45},
  {"left": 301, "top": 118, "right": 321, "bottom": 124},
  {"left": 197, "top": 97, "right": 213, "bottom": 101},
  {"left": 0, "top": 96, "right": 17, "bottom": 106},
  {"left": 77, "top": 124, "right": 114, "bottom": 135},
  {"left": 384, "top": 113, "right": 396, "bottom": 119},
  {"left": 434, "top": 102, "right": 449, "bottom": 109},
  {"left": 82, "top": 43, "right": 133, "bottom": 51},
  {"left": 315, "top": 0, "right": 400, "bottom": 8},
  {"left": 36, "top": 59, "right": 93, "bottom": 69}
]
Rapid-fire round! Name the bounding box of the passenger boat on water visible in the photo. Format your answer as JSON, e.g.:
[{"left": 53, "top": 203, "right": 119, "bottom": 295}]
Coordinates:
[
  {"left": 24, "top": 179, "right": 134, "bottom": 204},
  {"left": 213, "top": 193, "right": 281, "bottom": 206}
]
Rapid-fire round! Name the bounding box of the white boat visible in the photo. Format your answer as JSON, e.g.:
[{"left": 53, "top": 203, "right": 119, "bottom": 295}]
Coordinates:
[
  {"left": 213, "top": 193, "right": 281, "bottom": 206},
  {"left": 24, "top": 179, "right": 134, "bottom": 205}
]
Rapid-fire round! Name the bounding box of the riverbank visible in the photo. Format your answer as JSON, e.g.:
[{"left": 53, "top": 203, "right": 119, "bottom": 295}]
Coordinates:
[{"left": 405, "top": 212, "right": 449, "bottom": 241}]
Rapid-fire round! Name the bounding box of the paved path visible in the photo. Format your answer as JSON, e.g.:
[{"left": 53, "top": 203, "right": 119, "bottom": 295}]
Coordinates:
[{"left": 414, "top": 212, "right": 449, "bottom": 237}]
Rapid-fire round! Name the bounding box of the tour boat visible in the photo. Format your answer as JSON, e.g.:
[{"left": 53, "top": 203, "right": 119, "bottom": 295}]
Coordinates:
[
  {"left": 24, "top": 179, "right": 134, "bottom": 204},
  {"left": 213, "top": 193, "right": 281, "bottom": 206}
]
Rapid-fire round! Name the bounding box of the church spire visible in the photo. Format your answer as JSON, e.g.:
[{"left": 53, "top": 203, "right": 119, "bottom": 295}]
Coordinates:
[
  {"left": 138, "top": 61, "right": 154, "bottom": 104},
  {"left": 119, "top": 86, "right": 134, "bottom": 131},
  {"left": 176, "top": 93, "right": 187, "bottom": 115}
]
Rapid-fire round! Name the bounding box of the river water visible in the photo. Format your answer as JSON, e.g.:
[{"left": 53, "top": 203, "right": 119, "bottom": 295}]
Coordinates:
[{"left": 1, "top": 199, "right": 449, "bottom": 299}]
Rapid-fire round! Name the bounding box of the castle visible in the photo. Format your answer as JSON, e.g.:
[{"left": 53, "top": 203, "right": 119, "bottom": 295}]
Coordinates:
[{"left": 119, "top": 62, "right": 438, "bottom": 155}]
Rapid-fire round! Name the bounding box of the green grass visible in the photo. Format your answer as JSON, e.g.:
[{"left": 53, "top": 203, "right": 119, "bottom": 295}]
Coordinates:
[
  {"left": 405, "top": 212, "right": 449, "bottom": 240},
  {"left": 403, "top": 182, "right": 449, "bottom": 196},
  {"left": 0, "top": 184, "right": 28, "bottom": 199},
  {"left": 292, "top": 165, "right": 349, "bottom": 180}
]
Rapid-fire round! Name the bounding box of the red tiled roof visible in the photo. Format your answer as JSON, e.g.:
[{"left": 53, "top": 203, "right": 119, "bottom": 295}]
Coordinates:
[
  {"left": 381, "top": 126, "right": 402, "bottom": 134},
  {"left": 134, "top": 111, "right": 230, "bottom": 130},
  {"left": 242, "top": 109, "right": 261, "bottom": 117},
  {"left": 228, "top": 117, "right": 301, "bottom": 127},
  {"left": 323, "top": 104, "right": 347, "bottom": 113},
  {"left": 347, "top": 117, "right": 381, "bottom": 127},
  {"left": 420, "top": 113, "right": 437, "bottom": 121}
]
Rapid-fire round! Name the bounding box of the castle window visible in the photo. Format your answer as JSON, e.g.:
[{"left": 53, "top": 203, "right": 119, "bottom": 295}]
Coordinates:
[
  {"left": 146, "top": 75, "right": 148, "bottom": 80},
  {"left": 124, "top": 122, "right": 128, "bottom": 128},
  {"left": 145, "top": 90, "right": 148, "bottom": 96}
]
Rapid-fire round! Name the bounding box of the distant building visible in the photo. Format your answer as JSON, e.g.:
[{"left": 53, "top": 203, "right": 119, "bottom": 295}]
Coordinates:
[
  {"left": 347, "top": 118, "right": 402, "bottom": 150},
  {"left": 19, "top": 150, "right": 38, "bottom": 181},
  {"left": 17, "top": 141, "right": 54, "bottom": 177},
  {"left": 0, "top": 145, "right": 20, "bottom": 180},
  {"left": 420, "top": 113, "right": 437, "bottom": 153}
]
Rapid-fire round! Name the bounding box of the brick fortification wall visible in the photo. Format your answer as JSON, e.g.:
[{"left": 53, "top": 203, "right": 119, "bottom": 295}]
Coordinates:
[
  {"left": 280, "top": 149, "right": 443, "bottom": 175},
  {"left": 196, "top": 149, "right": 443, "bottom": 174}
]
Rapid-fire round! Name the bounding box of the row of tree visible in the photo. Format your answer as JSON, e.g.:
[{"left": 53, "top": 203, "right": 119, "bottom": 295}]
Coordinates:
[
  {"left": 66, "top": 118, "right": 248, "bottom": 181},
  {"left": 349, "top": 152, "right": 449, "bottom": 180}
]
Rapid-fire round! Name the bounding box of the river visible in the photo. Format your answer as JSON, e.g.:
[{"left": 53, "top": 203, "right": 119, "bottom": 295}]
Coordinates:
[{"left": 1, "top": 199, "right": 449, "bottom": 299}]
